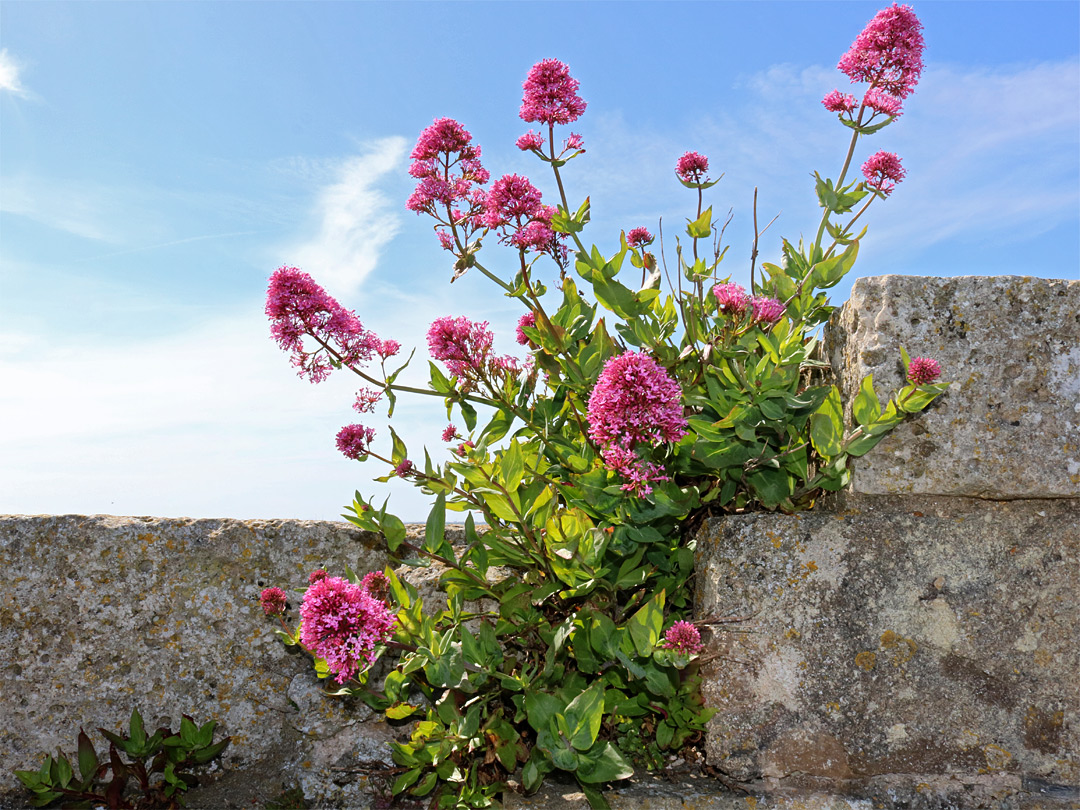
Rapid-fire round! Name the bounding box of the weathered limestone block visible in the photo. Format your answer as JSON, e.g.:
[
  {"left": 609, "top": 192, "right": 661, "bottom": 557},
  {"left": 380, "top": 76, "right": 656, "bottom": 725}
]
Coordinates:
[
  {"left": 0, "top": 515, "right": 396, "bottom": 808},
  {"left": 825, "top": 275, "right": 1079, "bottom": 499},
  {"left": 694, "top": 497, "right": 1079, "bottom": 803}
]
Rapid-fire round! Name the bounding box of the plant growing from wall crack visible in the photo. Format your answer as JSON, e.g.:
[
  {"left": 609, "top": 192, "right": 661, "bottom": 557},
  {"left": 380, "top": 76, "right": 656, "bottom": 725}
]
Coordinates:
[{"left": 262, "top": 5, "right": 947, "bottom": 808}]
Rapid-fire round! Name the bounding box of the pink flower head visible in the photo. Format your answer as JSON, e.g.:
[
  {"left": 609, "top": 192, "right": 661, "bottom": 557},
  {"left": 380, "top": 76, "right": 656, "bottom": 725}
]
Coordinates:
[
  {"left": 260, "top": 587, "right": 287, "bottom": 616},
  {"left": 266, "top": 267, "right": 381, "bottom": 384},
  {"left": 483, "top": 174, "right": 566, "bottom": 259},
  {"left": 837, "top": 3, "right": 925, "bottom": 100},
  {"left": 426, "top": 316, "right": 494, "bottom": 379},
  {"left": 712, "top": 282, "right": 750, "bottom": 317},
  {"left": 516, "top": 130, "right": 545, "bottom": 152},
  {"left": 675, "top": 151, "right": 710, "bottom": 184},
  {"left": 907, "top": 356, "right": 942, "bottom": 385},
  {"left": 375, "top": 338, "right": 401, "bottom": 359},
  {"left": 520, "top": 59, "right": 587, "bottom": 126},
  {"left": 861, "top": 150, "right": 906, "bottom": 195},
  {"left": 353, "top": 387, "right": 381, "bottom": 414},
  {"left": 588, "top": 352, "right": 687, "bottom": 495},
  {"left": 564, "top": 132, "right": 585, "bottom": 152},
  {"left": 336, "top": 424, "right": 375, "bottom": 460},
  {"left": 516, "top": 312, "right": 537, "bottom": 345},
  {"left": 661, "top": 621, "right": 703, "bottom": 655},
  {"left": 864, "top": 87, "right": 903, "bottom": 117},
  {"left": 626, "top": 227, "right": 654, "bottom": 249},
  {"left": 455, "top": 440, "right": 475, "bottom": 456},
  {"left": 309, "top": 569, "right": 329, "bottom": 584},
  {"left": 600, "top": 443, "right": 670, "bottom": 497},
  {"left": 407, "top": 118, "right": 489, "bottom": 253},
  {"left": 482, "top": 173, "right": 545, "bottom": 228},
  {"left": 441, "top": 424, "right": 460, "bottom": 443},
  {"left": 360, "top": 571, "right": 391, "bottom": 605},
  {"left": 750, "top": 296, "right": 786, "bottom": 327},
  {"left": 300, "top": 575, "right": 396, "bottom": 684},
  {"left": 822, "top": 90, "right": 858, "bottom": 113},
  {"left": 393, "top": 459, "right": 414, "bottom": 477}
]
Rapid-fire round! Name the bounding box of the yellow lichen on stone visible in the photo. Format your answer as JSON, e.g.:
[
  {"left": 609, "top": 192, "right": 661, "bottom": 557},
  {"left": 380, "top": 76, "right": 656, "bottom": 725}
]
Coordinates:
[{"left": 855, "top": 651, "right": 877, "bottom": 671}]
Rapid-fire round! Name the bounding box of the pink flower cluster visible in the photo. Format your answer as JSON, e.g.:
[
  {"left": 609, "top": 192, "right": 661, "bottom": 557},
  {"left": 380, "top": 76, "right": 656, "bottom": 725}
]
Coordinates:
[
  {"left": 266, "top": 267, "right": 382, "bottom": 384},
  {"left": 427, "top": 316, "right": 521, "bottom": 384},
  {"left": 907, "top": 356, "right": 942, "bottom": 385},
  {"left": 711, "top": 283, "right": 785, "bottom": 327},
  {"left": 661, "top": 621, "right": 703, "bottom": 655},
  {"left": 483, "top": 173, "right": 566, "bottom": 259},
  {"left": 336, "top": 424, "right": 375, "bottom": 460},
  {"left": 675, "top": 151, "right": 710, "bottom": 185},
  {"left": 838, "top": 3, "right": 924, "bottom": 100},
  {"left": 824, "top": 4, "right": 924, "bottom": 121},
  {"left": 626, "top": 227, "right": 654, "bottom": 249},
  {"left": 712, "top": 282, "right": 749, "bottom": 317},
  {"left": 822, "top": 90, "right": 857, "bottom": 113},
  {"left": 861, "top": 150, "right": 906, "bottom": 195},
  {"left": 519, "top": 58, "right": 587, "bottom": 127},
  {"left": 300, "top": 574, "right": 396, "bottom": 684},
  {"left": 587, "top": 352, "right": 687, "bottom": 496},
  {"left": 406, "top": 118, "right": 490, "bottom": 252},
  {"left": 260, "top": 587, "right": 287, "bottom": 616},
  {"left": 516, "top": 312, "right": 537, "bottom": 345}
]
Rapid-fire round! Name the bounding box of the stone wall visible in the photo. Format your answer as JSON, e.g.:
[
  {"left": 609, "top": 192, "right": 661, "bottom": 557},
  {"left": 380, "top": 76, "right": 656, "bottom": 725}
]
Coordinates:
[
  {"left": 693, "top": 276, "right": 1079, "bottom": 807},
  {"left": 1, "top": 275, "right": 1076, "bottom": 809}
]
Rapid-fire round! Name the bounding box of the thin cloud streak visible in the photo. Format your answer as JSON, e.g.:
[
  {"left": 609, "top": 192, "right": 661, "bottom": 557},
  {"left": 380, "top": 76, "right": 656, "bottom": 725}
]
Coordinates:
[{"left": 282, "top": 137, "right": 408, "bottom": 297}]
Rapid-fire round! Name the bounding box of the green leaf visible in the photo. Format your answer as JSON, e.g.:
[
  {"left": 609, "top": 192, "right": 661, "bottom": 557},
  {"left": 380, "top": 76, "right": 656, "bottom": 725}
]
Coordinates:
[
  {"left": 575, "top": 741, "right": 634, "bottom": 784},
  {"left": 810, "top": 386, "right": 843, "bottom": 458},
  {"left": 627, "top": 590, "right": 665, "bottom": 657},
  {"left": 685, "top": 205, "right": 713, "bottom": 239},
  {"left": 128, "top": 708, "right": 146, "bottom": 752},
  {"left": 581, "top": 783, "right": 612, "bottom": 810},
  {"left": 564, "top": 682, "right": 605, "bottom": 751},
  {"left": 392, "top": 767, "right": 421, "bottom": 794},
  {"left": 423, "top": 492, "right": 446, "bottom": 555},
  {"left": 429, "top": 361, "right": 453, "bottom": 394},
  {"left": 76, "top": 730, "right": 98, "bottom": 782},
  {"left": 501, "top": 440, "right": 525, "bottom": 492},
  {"left": 853, "top": 375, "right": 882, "bottom": 426},
  {"left": 524, "top": 690, "right": 565, "bottom": 735},
  {"left": 386, "top": 703, "right": 422, "bottom": 720},
  {"left": 380, "top": 512, "right": 407, "bottom": 552},
  {"left": 389, "top": 427, "right": 408, "bottom": 466}
]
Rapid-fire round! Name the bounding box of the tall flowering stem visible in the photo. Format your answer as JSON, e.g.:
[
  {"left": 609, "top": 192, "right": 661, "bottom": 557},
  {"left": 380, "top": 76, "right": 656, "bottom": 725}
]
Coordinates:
[{"left": 263, "top": 21, "right": 949, "bottom": 809}]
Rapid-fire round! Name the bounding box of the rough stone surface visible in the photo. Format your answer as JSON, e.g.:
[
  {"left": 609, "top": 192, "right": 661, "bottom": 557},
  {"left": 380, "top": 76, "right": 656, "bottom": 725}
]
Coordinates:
[
  {"left": 694, "top": 497, "right": 1079, "bottom": 799},
  {"left": 825, "top": 275, "right": 1079, "bottom": 499},
  {"left": 0, "top": 514, "right": 402, "bottom": 809},
  {"left": 504, "top": 771, "right": 1079, "bottom": 809}
]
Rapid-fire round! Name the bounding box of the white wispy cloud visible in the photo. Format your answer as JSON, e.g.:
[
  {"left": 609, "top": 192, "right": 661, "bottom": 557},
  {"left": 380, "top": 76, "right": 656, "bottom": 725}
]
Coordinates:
[
  {"left": 281, "top": 137, "right": 409, "bottom": 298},
  {"left": 0, "top": 48, "right": 28, "bottom": 98}
]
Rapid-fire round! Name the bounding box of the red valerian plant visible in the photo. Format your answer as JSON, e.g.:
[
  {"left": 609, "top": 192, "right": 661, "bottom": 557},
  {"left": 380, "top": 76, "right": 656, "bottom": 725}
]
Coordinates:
[{"left": 262, "top": 6, "right": 947, "bottom": 809}]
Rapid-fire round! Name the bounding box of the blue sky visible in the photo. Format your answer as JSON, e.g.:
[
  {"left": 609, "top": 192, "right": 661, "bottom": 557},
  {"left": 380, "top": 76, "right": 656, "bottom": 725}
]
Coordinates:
[{"left": 1, "top": 1, "right": 1077, "bottom": 521}]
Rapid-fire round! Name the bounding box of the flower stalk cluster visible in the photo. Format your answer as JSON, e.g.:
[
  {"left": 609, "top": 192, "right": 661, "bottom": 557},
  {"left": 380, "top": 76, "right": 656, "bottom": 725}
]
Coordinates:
[{"left": 262, "top": 9, "right": 948, "bottom": 809}]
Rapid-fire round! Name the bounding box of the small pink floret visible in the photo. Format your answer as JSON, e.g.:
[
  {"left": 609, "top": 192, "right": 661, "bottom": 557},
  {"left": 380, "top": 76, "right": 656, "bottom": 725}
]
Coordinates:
[
  {"left": 516, "top": 312, "right": 537, "bottom": 345},
  {"left": 427, "top": 316, "right": 494, "bottom": 379},
  {"left": 661, "top": 621, "right": 703, "bottom": 655},
  {"left": 441, "top": 424, "right": 459, "bottom": 443},
  {"left": 751, "top": 296, "right": 786, "bottom": 326},
  {"left": 864, "top": 88, "right": 903, "bottom": 117},
  {"left": 260, "top": 587, "right": 288, "bottom": 616},
  {"left": 626, "top": 227, "right": 654, "bottom": 249},
  {"left": 862, "top": 150, "right": 906, "bottom": 195},
  {"left": 516, "top": 130, "right": 545, "bottom": 151},
  {"left": 393, "top": 459, "right": 414, "bottom": 477},
  {"left": 907, "top": 357, "right": 942, "bottom": 385},
  {"left": 712, "top": 283, "right": 750, "bottom": 317},
  {"left": 675, "top": 151, "right": 710, "bottom": 184},
  {"left": 309, "top": 569, "right": 328, "bottom": 584},
  {"left": 822, "top": 90, "right": 858, "bottom": 113},
  {"left": 336, "top": 424, "right": 375, "bottom": 460}
]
